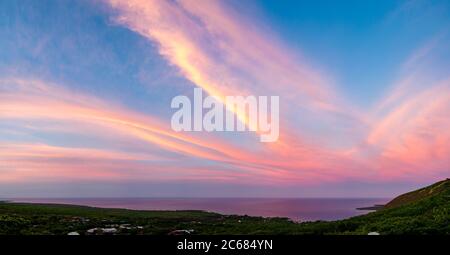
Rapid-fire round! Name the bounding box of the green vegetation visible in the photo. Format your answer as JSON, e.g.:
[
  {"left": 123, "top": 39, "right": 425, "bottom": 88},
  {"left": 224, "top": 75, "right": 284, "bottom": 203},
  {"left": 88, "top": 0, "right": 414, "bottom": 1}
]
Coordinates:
[
  {"left": 385, "top": 178, "right": 450, "bottom": 208},
  {"left": 1, "top": 179, "right": 449, "bottom": 235}
]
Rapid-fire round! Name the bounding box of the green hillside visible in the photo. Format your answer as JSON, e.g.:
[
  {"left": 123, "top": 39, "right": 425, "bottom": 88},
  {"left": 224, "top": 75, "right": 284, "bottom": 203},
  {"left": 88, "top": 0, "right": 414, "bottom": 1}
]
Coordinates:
[
  {"left": 1, "top": 179, "right": 449, "bottom": 235},
  {"left": 301, "top": 178, "right": 450, "bottom": 234},
  {"left": 385, "top": 179, "right": 450, "bottom": 208}
]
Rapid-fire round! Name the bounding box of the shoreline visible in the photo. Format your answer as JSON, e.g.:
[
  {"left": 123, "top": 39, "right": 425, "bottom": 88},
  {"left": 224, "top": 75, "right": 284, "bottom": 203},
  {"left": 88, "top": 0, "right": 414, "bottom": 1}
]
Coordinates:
[
  {"left": 356, "top": 204, "right": 385, "bottom": 211},
  {"left": 4, "top": 197, "right": 387, "bottom": 222}
]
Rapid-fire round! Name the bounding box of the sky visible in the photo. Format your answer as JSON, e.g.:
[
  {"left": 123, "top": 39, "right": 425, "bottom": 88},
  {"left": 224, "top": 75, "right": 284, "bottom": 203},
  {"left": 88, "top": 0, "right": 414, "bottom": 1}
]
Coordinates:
[{"left": 0, "top": 0, "right": 449, "bottom": 198}]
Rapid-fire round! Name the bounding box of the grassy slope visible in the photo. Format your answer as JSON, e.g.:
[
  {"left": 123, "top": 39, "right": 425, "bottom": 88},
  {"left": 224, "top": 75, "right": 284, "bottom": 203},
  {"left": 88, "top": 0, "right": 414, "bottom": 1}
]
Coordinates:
[
  {"left": 385, "top": 179, "right": 450, "bottom": 208},
  {"left": 301, "top": 179, "right": 450, "bottom": 234},
  {"left": 1, "top": 179, "right": 449, "bottom": 235}
]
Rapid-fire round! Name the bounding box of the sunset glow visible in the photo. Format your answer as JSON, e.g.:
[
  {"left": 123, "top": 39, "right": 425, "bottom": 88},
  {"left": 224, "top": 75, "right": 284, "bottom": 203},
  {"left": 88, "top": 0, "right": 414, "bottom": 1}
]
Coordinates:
[{"left": 0, "top": 0, "right": 449, "bottom": 197}]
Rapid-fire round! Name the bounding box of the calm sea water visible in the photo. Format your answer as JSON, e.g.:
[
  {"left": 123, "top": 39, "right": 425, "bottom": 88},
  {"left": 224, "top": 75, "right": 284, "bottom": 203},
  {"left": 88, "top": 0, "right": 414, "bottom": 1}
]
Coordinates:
[{"left": 8, "top": 197, "right": 389, "bottom": 221}]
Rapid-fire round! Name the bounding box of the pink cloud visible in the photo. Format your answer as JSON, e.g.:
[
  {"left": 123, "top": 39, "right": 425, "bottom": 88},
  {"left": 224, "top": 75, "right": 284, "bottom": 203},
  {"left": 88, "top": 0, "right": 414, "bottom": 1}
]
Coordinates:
[{"left": 1, "top": 1, "right": 449, "bottom": 187}]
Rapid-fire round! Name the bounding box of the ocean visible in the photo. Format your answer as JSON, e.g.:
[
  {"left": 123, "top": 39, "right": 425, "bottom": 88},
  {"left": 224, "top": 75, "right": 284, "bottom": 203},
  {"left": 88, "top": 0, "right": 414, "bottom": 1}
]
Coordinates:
[{"left": 8, "top": 197, "right": 388, "bottom": 221}]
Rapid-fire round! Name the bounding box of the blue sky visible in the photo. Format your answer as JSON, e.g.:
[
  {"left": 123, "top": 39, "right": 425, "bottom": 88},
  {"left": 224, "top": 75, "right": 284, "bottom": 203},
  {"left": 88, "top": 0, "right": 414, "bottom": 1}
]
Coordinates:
[
  {"left": 1, "top": 0, "right": 449, "bottom": 107},
  {"left": 257, "top": 0, "right": 450, "bottom": 106}
]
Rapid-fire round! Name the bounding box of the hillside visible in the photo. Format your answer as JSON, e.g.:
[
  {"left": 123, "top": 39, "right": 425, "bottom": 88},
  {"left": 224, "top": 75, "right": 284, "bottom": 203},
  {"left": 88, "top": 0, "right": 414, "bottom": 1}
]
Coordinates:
[
  {"left": 1, "top": 179, "right": 449, "bottom": 235},
  {"left": 385, "top": 179, "right": 450, "bottom": 208},
  {"left": 304, "top": 178, "right": 450, "bottom": 234}
]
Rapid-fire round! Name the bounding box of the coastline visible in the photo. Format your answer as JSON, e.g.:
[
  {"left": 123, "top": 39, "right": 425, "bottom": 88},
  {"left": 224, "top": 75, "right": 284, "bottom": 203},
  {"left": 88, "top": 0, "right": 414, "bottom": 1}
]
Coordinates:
[
  {"left": 4, "top": 197, "right": 387, "bottom": 222},
  {"left": 356, "top": 204, "right": 385, "bottom": 211},
  {"left": 1, "top": 179, "right": 449, "bottom": 235}
]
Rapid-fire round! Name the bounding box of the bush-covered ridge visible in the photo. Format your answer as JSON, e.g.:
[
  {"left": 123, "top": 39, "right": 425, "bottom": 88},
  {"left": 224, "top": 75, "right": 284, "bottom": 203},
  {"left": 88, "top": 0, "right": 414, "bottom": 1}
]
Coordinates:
[{"left": 384, "top": 178, "right": 450, "bottom": 208}]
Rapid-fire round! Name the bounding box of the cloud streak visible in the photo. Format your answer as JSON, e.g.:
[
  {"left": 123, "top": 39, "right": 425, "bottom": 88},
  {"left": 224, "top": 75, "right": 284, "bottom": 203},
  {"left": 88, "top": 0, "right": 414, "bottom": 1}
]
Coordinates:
[{"left": 0, "top": 0, "right": 449, "bottom": 192}]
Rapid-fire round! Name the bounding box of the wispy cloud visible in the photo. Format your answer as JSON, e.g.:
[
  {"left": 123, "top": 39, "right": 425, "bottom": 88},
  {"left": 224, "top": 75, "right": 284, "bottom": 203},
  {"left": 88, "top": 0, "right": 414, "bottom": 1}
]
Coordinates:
[{"left": 0, "top": 0, "right": 449, "bottom": 191}]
